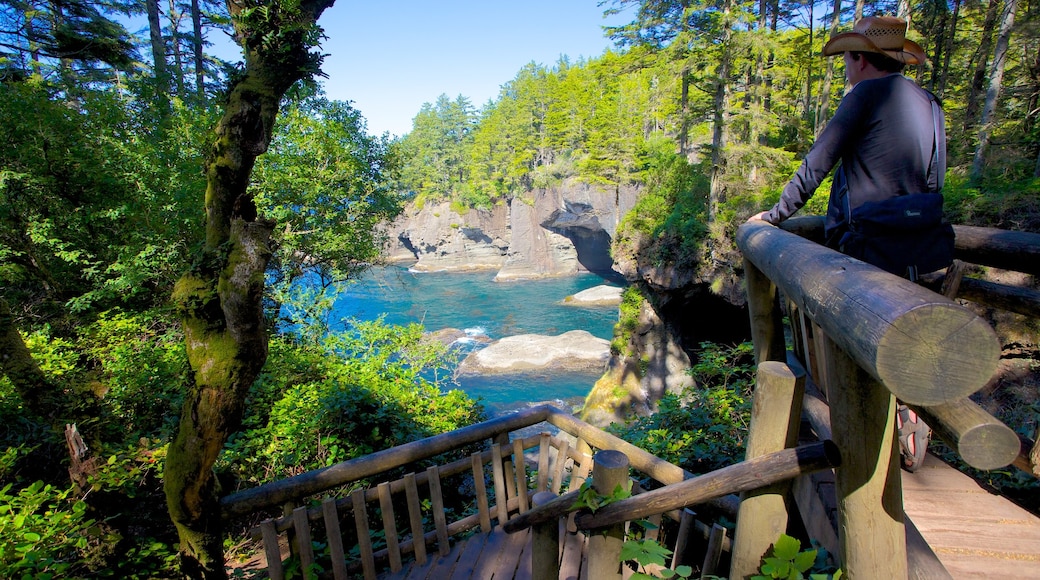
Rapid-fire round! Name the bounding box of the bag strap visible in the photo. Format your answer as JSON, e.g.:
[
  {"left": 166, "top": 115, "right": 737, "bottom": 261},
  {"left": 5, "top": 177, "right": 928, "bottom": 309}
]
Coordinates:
[{"left": 928, "top": 96, "right": 946, "bottom": 193}]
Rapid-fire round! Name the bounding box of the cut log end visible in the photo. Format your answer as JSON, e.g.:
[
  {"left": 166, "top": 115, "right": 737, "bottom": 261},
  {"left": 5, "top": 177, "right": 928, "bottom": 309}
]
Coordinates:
[
  {"left": 876, "top": 304, "right": 1000, "bottom": 406},
  {"left": 959, "top": 423, "right": 1022, "bottom": 471}
]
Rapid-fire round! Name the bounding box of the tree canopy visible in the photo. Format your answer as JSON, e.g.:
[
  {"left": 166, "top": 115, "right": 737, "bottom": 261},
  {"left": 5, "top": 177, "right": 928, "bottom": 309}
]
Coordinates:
[{"left": 0, "top": 0, "right": 1038, "bottom": 576}]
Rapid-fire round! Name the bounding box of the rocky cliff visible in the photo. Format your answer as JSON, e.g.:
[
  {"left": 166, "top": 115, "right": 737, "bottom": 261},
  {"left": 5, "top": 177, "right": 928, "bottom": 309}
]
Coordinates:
[
  {"left": 386, "top": 179, "right": 753, "bottom": 428},
  {"left": 386, "top": 180, "right": 639, "bottom": 281}
]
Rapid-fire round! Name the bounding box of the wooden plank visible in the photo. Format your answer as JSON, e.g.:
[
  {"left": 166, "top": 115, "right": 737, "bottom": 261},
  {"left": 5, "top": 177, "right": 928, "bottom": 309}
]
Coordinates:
[
  {"left": 472, "top": 452, "right": 492, "bottom": 532},
  {"left": 567, "top": 451, "right": 592, "bottom": 493},
  {"left": 261, "top": 519, "right": 284, "bottom": 580},
  {"left": 700, "top": 523, "right": 726, "bottom": 579},
  {"left": 791, "top": 472, "right": 839, "bottom": 559},
  {"left": 411, "top": 537, "right": 464, "bottom": 580},
  {"left": 513, "top": 438, "right": 530, "bottom": 514},
  {"left": 903, "top": 460, "right": 1040, "bottom": 574},
  {"left": 645, "top": 513, "right": 661, "bottom": 542},
  {"left": 351, "top": 488, "right": 376, "bottom": 580},
  {"left": 404, "top": 473, "right": 427, "bottom": 566},
  {"left": 427, "top": 465, "right": 450, "bottom": 556},
  {"left": 670, "top": 508, "right": 695, "bottom": 569},
  {"left": 492, "top": 443, "right": 510, "bottom": 525},
  {"left": 514, "top": 527, "right": 535, "bottom": 580},
  {"left": 322, "top": 498, "right": 348, "bottom": 580},
  {"left": 537, "top": 433, "right": 551, "bottom": 493},
  {"left": 551, "top": 440, "right": 571, "bottom": 495},
  {"left": 292, "top": 506, "right": 315, "bottom": 580},
  {"left": 496, "top": 432, "right": 519, "bottom": 506},
  {"left": 809, "top": 321, "right": 829, "bottom": 400},
  {"left": 447, "top": 530, "right": 490, "bottom": 580},
  {"left": 559, "top": 530, "right": 587, "bottom": 580},
  {"left": 566, "top": 451, "right": 594, "bottom": 533},
  {"left": 485, "top": 526, "right": 531, "bottom": 579},
  {"left": 378, "top": 482, "right": 403, "bottom": 573}
]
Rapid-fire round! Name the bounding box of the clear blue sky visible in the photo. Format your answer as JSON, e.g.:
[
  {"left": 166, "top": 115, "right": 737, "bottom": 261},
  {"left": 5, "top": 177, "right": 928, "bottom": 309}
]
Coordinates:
[{"left": 308, "top": 1, "right": 635, "bottom": 137}]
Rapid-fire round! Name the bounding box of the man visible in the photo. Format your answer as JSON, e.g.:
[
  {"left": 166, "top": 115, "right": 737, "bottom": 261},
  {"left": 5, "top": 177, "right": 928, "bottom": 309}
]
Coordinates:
[
  {"left": 749, "top": 16, "right": 941, "bottom": 471},
  {"left": 749, "top": 17, "right": 946, "bottom": 270}
]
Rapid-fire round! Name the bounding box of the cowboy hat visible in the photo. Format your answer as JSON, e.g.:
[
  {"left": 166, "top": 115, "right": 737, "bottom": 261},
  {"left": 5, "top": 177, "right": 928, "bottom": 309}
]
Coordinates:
[{"left": 822, "top": 16, "right": 927, "bottom": 65}]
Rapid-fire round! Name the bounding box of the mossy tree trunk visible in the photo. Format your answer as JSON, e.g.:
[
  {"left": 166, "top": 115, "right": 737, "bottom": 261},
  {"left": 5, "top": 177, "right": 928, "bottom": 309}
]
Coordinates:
[
  {"left": 163, "top": 0, "right": 334, "bottom": 576},
  {"left": 0, "top": 298, "right": 55, "bottom": 417}
]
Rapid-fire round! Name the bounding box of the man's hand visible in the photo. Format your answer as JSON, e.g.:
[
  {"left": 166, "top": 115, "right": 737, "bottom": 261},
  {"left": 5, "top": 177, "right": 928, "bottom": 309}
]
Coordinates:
[{"left": 747, "top": 211, "right": 771, "bottom": 223}]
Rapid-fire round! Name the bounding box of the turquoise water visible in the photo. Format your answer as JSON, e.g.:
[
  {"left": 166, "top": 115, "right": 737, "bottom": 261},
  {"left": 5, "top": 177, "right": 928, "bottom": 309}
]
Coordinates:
[{"left": 329, "top": 266, "right": 623, "bottom": 415}]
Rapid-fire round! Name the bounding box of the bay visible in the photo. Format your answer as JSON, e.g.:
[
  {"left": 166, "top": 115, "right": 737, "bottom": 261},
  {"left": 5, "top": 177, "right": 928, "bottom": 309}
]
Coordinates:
[{"left": 329, "top": 265, "right": 622, "bottom": 415}]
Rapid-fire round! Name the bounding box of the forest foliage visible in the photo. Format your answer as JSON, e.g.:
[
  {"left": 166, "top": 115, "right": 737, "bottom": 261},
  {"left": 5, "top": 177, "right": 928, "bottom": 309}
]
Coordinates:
[
  {"left": 0, "top": 0, "right": 1038, "bottom": 576},
  {"left": 397, "top": 0, "right": 1040, "bottom": 270}
]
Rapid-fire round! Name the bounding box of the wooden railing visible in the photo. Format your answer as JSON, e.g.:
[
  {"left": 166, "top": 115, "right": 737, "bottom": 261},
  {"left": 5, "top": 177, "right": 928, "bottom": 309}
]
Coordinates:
[
  {"left": 221, "top": 405, "right": 753, "bottom": 579},
  {"left": 735, "top": 217, "right": 1040, "bottom": 578}
]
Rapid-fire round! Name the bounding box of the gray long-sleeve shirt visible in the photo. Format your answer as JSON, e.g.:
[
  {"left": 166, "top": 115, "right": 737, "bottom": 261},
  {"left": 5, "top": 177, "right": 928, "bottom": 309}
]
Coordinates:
[{"left": 765, "top": 74, "right": 944, "bottom": 241}]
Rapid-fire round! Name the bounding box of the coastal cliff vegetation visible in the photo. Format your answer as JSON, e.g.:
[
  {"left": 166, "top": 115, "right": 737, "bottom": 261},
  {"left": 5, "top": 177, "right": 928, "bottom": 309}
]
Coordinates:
[{"left": 0, "top": 0, "right": 1038, "bottom": 576}]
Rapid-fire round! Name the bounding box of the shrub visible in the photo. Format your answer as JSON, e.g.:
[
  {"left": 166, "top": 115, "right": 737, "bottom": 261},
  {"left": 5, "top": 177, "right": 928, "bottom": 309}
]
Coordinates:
[
  {"left": 609, "top": 342, "right": 755, "bottom": 475},
  {"left": 0, "top": 480, "right": 96, "bottom": 577},
  {"left": 221, "top": 319, "right": 485, "bottom": 486}
]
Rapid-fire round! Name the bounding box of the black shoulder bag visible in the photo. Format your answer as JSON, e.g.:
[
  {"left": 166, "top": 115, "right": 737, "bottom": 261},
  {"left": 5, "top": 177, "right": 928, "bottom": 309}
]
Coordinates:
[{"left": 837, "top": 96, "right": 955, "bottom": 280}]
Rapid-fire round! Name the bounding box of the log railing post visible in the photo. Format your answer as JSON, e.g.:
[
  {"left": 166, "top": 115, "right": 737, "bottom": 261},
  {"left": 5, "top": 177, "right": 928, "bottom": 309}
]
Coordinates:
[
  {"left": 585, "top": 450, "right": 630, "bottom": 580},
  {"left": 531, "top": 490, "right": 560, "bottom": 580},
  {"left": 745, "top": 257, "right": 787, "bottom": 365},
  {"left": 824, "top": 339, "right": 906, "bottom": 578},
  {"left": 730, "top": 361, "right": 806, "bottom": 579}
]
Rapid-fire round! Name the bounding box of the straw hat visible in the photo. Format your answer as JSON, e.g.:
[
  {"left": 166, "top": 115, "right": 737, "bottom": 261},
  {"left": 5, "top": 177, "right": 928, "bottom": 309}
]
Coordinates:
[{"left": 822, "top": 16, "right": 927, "bottom": 65}]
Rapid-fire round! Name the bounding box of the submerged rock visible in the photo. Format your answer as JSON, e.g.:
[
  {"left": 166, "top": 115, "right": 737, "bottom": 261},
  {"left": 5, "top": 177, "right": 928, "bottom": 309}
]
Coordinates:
[
  {"left": 424, "top": 327, "right": 491, "bottom": 347},
  {"left": 563, "top": 285, "right": 623, "bottom": 306},
  {"left": 458, "top": 330, "right": 610, "bottom": 375}
]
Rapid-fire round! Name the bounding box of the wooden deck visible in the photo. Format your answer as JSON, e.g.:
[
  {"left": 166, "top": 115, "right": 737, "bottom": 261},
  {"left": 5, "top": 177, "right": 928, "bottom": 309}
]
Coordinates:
[
  {"left": 378, "top": 527, "right": 592, "bottom": 580},
  {"left": 902, "top": 453, "right": 1040, "bottom": 579},
  {"left": 372, "top": 453, "right": 1040, "bottom": 580}
]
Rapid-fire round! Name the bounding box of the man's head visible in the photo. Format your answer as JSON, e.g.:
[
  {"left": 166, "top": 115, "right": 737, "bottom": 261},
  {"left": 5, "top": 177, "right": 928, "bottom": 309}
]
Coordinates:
[
  {"left": 823, "top": 16, "right": 926, "bottom": 66},
  {"left": 842, "top": 49, "right": 905, "bottom": 85}
]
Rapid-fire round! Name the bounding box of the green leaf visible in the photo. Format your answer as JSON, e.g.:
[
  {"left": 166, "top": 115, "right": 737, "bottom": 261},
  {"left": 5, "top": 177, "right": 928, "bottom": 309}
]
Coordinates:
[
  {"left": 675, "top": 564, "right": 694, "bottom": 577},
  {"left": 620, "top": 540, "right": 645, "bottom": 562},
  {"left": 793, "top": 549, "right": 817, "bottom": 572},
  {"left": 773, "top": 534, "right": 802, "bottom": 560}
]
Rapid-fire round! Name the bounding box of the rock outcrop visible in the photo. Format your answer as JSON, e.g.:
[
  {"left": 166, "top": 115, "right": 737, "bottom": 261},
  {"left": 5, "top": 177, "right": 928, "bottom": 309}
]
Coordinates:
[
  {"left": 581, "top": 297, "right": 695, "bottom": 426},
  {"left": 387, "top": 177, "right": 753, "bottom": 427},
  {"left": 562, "top": 285, "right": 624, "bottom": 306},
  {"left": 457, "top": 330, "right": 610, "bottom": 375},
  {"left": 387, "top": 179, "right": 639, "bottom": 280},
  {"left": 387, "top": 203, "right": 510, "bottom": 272}
]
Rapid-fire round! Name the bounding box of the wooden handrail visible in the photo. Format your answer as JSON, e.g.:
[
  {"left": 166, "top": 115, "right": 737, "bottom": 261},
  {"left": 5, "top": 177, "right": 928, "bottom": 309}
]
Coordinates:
[
  {"left": 220, "top": 405, "right": 553, "bottom": 519},
  {"left": 777, "top": 216, "right": 1040, "bottom": 276},
  {"left": 737, "top": 221, "right": 1000, "bottom": 406},
  {"left": 951, "top": 224, "right": 1040, "bottom": 276},
  {"left": 787, "top": 353, "right": 1026, "bottom": 473},
  {"left": 573, "top": 442, "right": 840, "bottom": 531},
  {"left": 504, "top": 442, "right": 840, "bottom": 534},
  {"left": 544, "top": 407, "right": 741, "bottom": 519}
]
